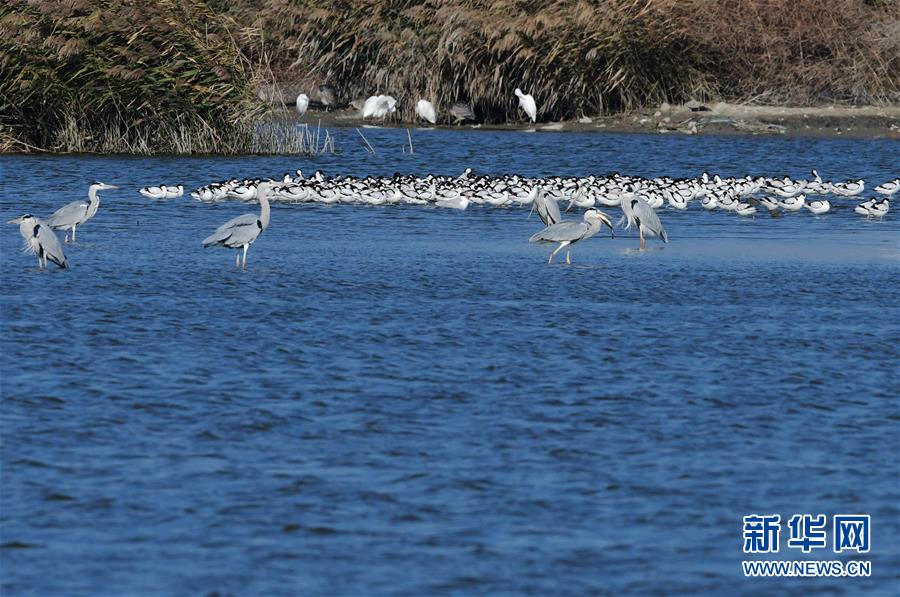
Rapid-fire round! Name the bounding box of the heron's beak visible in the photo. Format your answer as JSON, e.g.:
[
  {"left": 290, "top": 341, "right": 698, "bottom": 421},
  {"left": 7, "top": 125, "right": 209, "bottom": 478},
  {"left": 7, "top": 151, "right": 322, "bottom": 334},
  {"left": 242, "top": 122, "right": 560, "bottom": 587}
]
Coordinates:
[
  {"left": 527, "top": 203, "right": 535, "bottom": 219},
  {"left": 105, "top": 184, "right": 120, "bottom": 190},
  {"left": 596, "top": 211, "right": 615, "bottom": 237},
  {"left": 565, "top": 200, "right": 574, "bottom": 212},
  {"left": 7, "top": 217, "right": 23, "bottom": 224}
]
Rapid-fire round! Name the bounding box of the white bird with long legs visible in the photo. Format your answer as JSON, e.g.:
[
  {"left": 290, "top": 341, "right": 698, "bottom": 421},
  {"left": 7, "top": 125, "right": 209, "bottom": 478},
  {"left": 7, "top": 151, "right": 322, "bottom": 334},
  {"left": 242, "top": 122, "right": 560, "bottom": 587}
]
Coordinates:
[
  {"left": 514, "top": 88, "right": 537, "bottom": 123},
  {"left": 415, "top": 99, "right": 437, "bottom": 124}
]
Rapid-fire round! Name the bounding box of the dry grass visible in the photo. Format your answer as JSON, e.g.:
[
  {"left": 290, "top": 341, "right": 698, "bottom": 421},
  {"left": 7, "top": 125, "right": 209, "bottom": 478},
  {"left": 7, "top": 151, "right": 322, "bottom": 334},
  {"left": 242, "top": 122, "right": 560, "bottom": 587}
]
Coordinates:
[
  {"left": 1, "top": 0, "right": 897, "bottom": 152},
  {"left": 0, "top": 0, "right": 267, "bottom": 152},
  {"left": 229, "top": 0, "right": 900, "bottom": 122}
]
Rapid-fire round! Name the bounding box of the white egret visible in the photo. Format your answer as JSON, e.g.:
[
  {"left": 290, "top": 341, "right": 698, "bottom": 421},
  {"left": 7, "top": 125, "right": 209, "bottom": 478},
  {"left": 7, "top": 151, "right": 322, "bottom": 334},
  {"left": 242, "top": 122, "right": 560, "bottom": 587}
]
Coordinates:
[
  {"left": 296, "top": 93, "right": 309, "bottom": 116},
  {"left": 415, "top": 99, "right": 437, "bottom": 124},
  {"left": 514, "top": 88, "right": 537, "bottom": 122}
]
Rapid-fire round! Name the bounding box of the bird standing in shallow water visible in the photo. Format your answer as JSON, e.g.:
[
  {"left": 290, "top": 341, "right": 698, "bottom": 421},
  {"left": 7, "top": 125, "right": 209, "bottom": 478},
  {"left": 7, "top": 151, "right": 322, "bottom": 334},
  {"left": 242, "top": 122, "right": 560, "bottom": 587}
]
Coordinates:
[
  {"left": 8, "top": 215, "right": 68, "bottom": 269},
  {"left": 620, "top": 194, "right": 668, "bottom": 250},
  {"left": 46, "top": 182, "right": 117, "bottom": 243},
  {"left": 203, "top": 181, "right": 274, "bottom": 269},
  {"left": 530, "top": 209, "right": 614, "bottom": 264},
  {"left": 514, "top": 88, "right": 537, "bottom": 123}
]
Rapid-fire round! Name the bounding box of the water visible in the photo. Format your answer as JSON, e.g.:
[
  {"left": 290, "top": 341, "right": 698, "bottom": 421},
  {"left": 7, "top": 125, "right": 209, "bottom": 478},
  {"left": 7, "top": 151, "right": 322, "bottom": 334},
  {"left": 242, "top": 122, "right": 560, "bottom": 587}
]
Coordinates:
[{"left": 2, "top": 129, "right": 898, "bottom": 595}]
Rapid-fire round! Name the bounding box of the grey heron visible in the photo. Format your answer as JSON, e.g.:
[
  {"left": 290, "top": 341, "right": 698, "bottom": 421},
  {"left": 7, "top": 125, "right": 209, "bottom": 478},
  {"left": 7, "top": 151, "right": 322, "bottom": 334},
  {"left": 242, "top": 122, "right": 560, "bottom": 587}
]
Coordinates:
[
  {"left": 514, "top": 88, "right": 537, "bottom": 122},
  {"left": 46, "top": 182, "right": 118, "bottom": 242},
  {"left": 318, "top": 84, "right": 337, "bottom": 110},
  {"left": 620, "top": 193, "right": 668, "bottom": 250},
  {"left": 202, "top": 181, "right": 274, "bottom": 269},
  {"left": 7, "top": 215, "right": 68, "bottom": 269},
  {"left": 450, "top": 102, "right": 475, "bottom": 123},
  {"left": 529, "top": 187, "right": 562, "bottom": 226},
  {"left": 415, "top": 99, "right": 437, "bottom": 124},
  {"left": 529, "top": 209, "right": 614, "bottom": 265}
]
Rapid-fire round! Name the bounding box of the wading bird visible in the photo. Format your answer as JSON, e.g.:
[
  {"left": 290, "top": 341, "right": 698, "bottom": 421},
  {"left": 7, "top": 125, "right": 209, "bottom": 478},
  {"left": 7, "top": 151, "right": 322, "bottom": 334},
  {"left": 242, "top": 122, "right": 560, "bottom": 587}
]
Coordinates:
[
  {"left": 46, "top": 182, "right": 118, "bottom": 242},
  {"left": 203, "top": 181, "right": 274, "bottom": 269},
  {"left": 529, "top": 187, "right": 562, "bottom": 226},
  {"left": 415, "top": 99, "right": 437, "bottom": 124},
  {"left": 318, "top": 84, "right": 337, "bottom": 110},
  {"left": 7, "top": 215, "right": 68, "bottom": 269},
  {"left": 514, "top": 88, "right": 537, "bottom": 123},
  {"left": 362, "top": 95, "right": 397, "bottom": 119},
  {"left": 620, "top": 194, "right": 668, "bottom": 250},
  {"left": 530, "top": 209, "right": 614, "bottom": 265},
  {"left": 296, "top": 93, "right": 309, "bottom": 116},
  {"left": 450, "top": 102, "right": 475, "bottom": 124}
]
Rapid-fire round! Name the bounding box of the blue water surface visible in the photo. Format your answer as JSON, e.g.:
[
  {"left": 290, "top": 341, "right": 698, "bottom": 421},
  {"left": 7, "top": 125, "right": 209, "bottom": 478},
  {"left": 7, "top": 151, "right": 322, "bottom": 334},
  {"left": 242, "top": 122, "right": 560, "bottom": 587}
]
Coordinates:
[{"left": 1, "top": 128, "right": 899, "bottom": 595}]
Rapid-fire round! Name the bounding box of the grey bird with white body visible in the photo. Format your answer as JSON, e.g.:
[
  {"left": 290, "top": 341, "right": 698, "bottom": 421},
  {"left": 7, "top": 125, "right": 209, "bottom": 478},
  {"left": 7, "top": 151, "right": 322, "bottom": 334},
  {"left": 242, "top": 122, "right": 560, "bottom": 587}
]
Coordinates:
[
  {"left": 46, "top": 182, "right": 118, "bottom": 242},
  {"left": 7, "top": 215, "right": 68, "bottom": 269},
  {"left": 620, "top": 193, "right": 668, "bottom": 250},
  {"left": 530, "top": 209, "right": 614, "bottom": 264},
  {"left": 203, "top": 181, "right": 274, "bottom": 269}
]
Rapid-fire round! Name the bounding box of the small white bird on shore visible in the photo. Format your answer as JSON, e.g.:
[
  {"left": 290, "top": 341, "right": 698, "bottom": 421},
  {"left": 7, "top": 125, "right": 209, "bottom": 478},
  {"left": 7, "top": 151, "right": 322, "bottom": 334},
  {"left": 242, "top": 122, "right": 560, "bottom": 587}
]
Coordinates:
[
  {"left": 514, "top": 88, "right": 537, "bottom": 122},
  {"left": 415, "top": 99, "right": 437, "bottom": 124},
  {"left": 362, "top": 95, "right": 397, "bottom": 119},
  {"left": 296, "top": 93, "right": 309, "bottom": 116}
]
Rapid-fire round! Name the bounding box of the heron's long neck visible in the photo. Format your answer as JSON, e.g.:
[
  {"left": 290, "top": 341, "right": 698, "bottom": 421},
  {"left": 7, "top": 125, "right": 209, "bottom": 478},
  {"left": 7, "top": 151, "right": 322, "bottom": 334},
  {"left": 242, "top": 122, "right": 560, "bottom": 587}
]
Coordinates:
[
  {"left": 88, "top": 186, "right": 100, "bottom": 207},
  {"left": 259, "top": 192, "right": 271, "bottom": 230}
]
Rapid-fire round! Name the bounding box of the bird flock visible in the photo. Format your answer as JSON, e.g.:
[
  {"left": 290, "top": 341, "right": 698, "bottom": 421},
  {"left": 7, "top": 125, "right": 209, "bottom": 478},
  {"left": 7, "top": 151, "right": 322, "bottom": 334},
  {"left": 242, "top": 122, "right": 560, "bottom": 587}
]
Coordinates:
[
  {"left": 7, "top": 170, "right": 896, "bottom": 270},
  {"left": 294, "top": 88, "right": 539, "bottom": 125}
]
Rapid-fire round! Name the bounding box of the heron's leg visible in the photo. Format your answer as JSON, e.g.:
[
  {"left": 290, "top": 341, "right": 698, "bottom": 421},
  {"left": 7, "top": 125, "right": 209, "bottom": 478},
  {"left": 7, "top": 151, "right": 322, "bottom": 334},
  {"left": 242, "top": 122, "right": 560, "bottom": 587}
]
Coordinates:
[
  {"left": 64, "top": 228, "right": 70, "bottom": 243},
  {"left": 548, "top": 241, "right": 568, "bottom": 264},
  {"left": 72, "top": 224, "right": 76, "bottom": 243},
  {"left": 639, "top": 228, "right": 645, "bottom": 250},
  {"left": 241, "top": 244, "right": 249, "bottom": 269},
  {"left": 566, "top": 250, "right": 571, "bottom": 265}
]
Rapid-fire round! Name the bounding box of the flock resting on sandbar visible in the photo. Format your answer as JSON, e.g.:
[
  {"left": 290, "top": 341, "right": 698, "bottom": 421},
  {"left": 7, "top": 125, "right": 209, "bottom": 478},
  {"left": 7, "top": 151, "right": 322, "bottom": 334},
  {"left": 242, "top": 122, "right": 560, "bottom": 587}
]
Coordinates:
[{"left": 8, "top": 169, "right": 897, "bottom": 270}]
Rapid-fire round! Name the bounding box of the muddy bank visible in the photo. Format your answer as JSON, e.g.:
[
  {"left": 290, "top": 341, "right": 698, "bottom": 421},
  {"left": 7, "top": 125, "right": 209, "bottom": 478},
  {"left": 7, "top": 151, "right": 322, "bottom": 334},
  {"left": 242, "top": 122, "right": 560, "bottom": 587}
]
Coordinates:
[{"left": 289, "top": 102, "right": 900, "bottom": 140}]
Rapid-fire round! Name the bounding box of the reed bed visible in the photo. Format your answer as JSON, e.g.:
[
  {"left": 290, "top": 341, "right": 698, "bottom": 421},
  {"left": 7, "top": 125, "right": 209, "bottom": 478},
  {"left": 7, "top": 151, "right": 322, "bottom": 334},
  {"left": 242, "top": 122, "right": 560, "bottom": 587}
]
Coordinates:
[
  {"left": 1, "top": 0, "right": 281, "bottom": 153},
  {"left": 1, "top": 0, "right": 897, "bottom": 152},
  {"left": 231, "top": 0, "right": 900, "bottom": 122}
]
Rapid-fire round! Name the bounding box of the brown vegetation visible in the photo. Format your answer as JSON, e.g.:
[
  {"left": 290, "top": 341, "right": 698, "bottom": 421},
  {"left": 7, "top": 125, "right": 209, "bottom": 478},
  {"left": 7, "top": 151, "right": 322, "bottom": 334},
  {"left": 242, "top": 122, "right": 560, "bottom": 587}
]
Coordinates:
[{"left": 1, "top": 0, "right": 897, "bottom": 152}]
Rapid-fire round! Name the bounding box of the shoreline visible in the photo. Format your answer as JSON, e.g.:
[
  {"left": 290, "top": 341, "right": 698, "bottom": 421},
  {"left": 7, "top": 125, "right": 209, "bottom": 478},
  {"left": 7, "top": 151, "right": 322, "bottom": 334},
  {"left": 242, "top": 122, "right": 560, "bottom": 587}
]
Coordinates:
[{"left": 294, "top": 102, "right": 900, "bottom": 140}]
